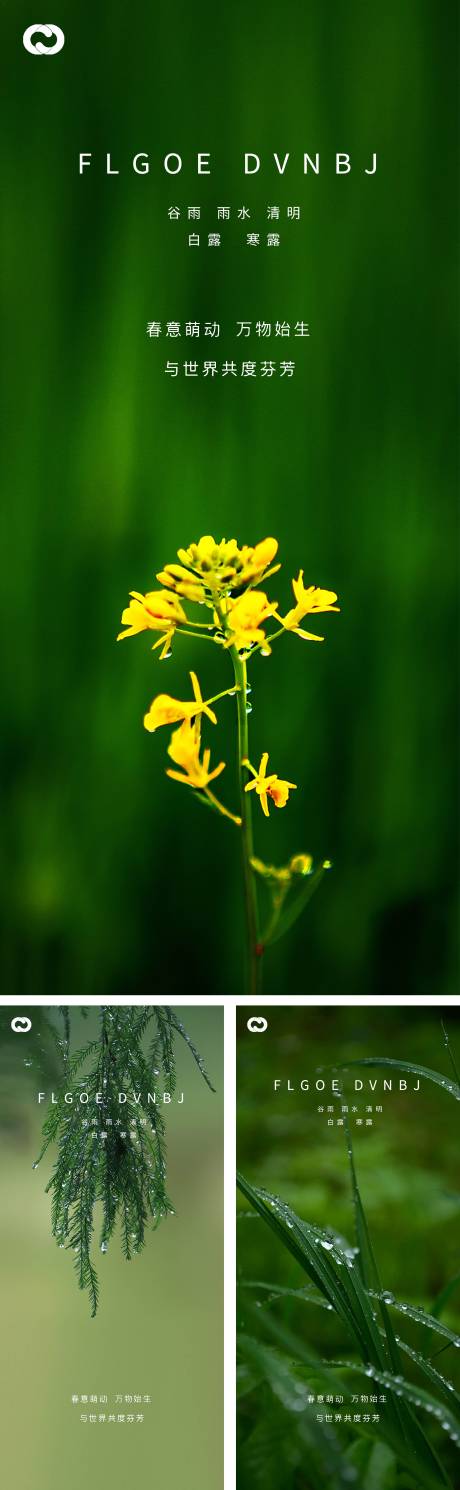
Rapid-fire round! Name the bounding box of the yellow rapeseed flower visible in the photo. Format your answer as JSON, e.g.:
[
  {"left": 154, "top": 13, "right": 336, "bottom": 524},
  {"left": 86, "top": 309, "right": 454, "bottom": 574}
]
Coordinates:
[
  {"left": 279, "top": 571, "right": 340, "bottom": 641},
  {"left": 244, "top": 753, "right": 297, "bottom": 817},
  {"left": 143, "top": 671, "right": 217, "bottom": 734},
  {"left": 166, "top": 717, "right": 225, "bottom": 790},
  {"left": 289, "top": 853, "right": 313, "bottom": 875},
  {"left": 236, "top": 537, "right": 280, "bottom": 588},
  {"left": 221, "top": 591, "right": 278, "bottom": 652},
  {"left": 157, "top": 535, "right": 279, "bottom": 603},
  {"left": 117, "top": 589, "right": 187, "bottom": 659}
]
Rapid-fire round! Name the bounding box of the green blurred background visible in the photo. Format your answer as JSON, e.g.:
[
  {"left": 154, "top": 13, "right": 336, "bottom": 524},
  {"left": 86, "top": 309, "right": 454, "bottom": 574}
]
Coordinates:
[
  {"left": 0, "top": 1005, "right": 223, "bottom": 1490},
  {"left": 1, "top": 2, "right": 458, "bottom": 997},
  {"left": 237, "top": 1005, "right": 460, "bottom": 1481}
]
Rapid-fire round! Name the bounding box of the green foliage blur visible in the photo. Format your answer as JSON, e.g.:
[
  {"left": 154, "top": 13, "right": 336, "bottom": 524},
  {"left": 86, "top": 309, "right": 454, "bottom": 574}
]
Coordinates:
[
  {"left": 1, "top": 1, "right": 457, "bottom": 997},
  {"left": 237, "top": 1006, "right": 460, "bottom": 1485},
  {"left": 0, "top": 1005, "right": 223, "bottom": 1490}
]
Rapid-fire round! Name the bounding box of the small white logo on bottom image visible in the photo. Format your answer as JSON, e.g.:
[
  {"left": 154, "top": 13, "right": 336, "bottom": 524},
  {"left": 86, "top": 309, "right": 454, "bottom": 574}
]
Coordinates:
[
  {"left": 23, "top": 25, "right": 65, "bottom": 55},
  {"left": 247, "top": 1016, "right": 268, "bottom": 1033},
  {"left": 11, "top": 1016, "right": 32, "bottom": 1033}
]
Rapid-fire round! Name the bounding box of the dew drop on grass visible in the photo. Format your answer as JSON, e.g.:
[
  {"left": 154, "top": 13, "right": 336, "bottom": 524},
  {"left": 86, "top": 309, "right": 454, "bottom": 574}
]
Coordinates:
[
  {"left": 382, "top": 1292, "right": 395, "bottom": 1304},
  {"left": 320, "top": 1239, "right": 334, "bottom": 1251}
]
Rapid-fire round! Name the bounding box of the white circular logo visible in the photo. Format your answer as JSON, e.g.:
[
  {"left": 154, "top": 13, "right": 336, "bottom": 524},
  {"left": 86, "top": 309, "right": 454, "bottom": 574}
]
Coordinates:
[
  {"left": 247, "top": 1016, "right": 268, "bottom": 1034},
  {"left": 23, "top": 24, "right": 65, "bottom": 55},
  {"left": 11, "top": 1016, "right": 32, "bottom": 1033}
]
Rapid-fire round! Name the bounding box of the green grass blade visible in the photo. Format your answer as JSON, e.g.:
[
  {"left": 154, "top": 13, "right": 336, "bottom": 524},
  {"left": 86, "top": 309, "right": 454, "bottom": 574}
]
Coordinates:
[
  {"left": 369, "top": 1291, "right": 460, "bottom": 1351},
  {"left": 238, "top": 1333, "right": 365, "bottom": 1490},
  {"left": 237, "top": 1173, "right": 390, "bottom": 1371},
  {"left": 343, "top": 1116, "right": 381, "bottom": 1293},
  {"left": 237, "top": 1172, "right": 453, "bottom": 1489},
  {"left": 441, "top": 1021, "right": 460, "bottom": 1084},
  {"left": 342, "top": 1117, "right": 449, "bottom": 1470},
  {"left": 327, "top": 1359, "right": 459, "bottom": 1457},
  {"left": 320, "top": 1057, "right": 460, "bottom": 1102},
  {"left": 431, "top": 1272, "right": 460, "bottom": 1321},
  {"left": 243, "top": 1306, "right": 454, "bottom": 1490},
  {"left": 388, "top": 1334, "right": 460, "bottom": 1414},
  {"left": 242, "top": 1280, "right": 460, "bottom": 1412},
  {"left": 240, "top": 1280, "right": 333, "bottom": 1312},
  {"left": 347, "top": 1440, "right": 396, "bottom": 1490}
]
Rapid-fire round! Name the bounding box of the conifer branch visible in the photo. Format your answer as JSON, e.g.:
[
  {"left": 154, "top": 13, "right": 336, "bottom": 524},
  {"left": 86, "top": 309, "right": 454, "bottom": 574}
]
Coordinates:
[{"left": 33, "top": 1006, "right": 214, "bottom": 1316}]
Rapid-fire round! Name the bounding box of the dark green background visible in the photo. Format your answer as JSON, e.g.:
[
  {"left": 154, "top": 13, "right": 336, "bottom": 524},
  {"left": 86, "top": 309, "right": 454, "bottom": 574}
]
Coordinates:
[{"left": 1, "top": 2, "right": 458, "bottom": 997}]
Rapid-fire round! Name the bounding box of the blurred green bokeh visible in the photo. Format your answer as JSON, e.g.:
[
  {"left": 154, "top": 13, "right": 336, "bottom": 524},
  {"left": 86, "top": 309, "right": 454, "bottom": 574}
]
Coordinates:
[
  {"left": 1, "top": 1, "right": 457, "bottom": 997},
  {"left": 0, "top": 1006, "right": 223, "bottom": 1490}
]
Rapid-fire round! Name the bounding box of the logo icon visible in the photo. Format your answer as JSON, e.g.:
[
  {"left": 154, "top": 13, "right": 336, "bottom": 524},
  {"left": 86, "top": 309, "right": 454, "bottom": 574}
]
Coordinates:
[
  {"left": 23, "top": 24, "right": 65, "bottom": 55},
  {"left": 11, "top": 1016, "right": 32, "bottom": 1033},
  {"left": 247, "top": 1016, "right": 268, "bottom": 1034}
]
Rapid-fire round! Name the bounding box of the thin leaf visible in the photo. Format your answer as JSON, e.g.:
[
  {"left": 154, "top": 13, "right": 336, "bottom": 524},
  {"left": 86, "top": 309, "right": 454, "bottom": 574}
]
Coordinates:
[
  {"left": 369, "top": 1291, "right": 460, "bottom": 1351},
  {"left": 431, "top": 1272, "right": 460, "bottom": 1321},
  {"left": 319, "top": 1057, "right": 460, "bottom": 1102},
  {"left": 441, "top": 1021, "right": 460, "bottom": 1084},
  {"left": 264, "top": 864, "right": 330, "bottom": 946},
  {"left": 240, "top": 1280, "right": 333, "bottom": 1312},
  {"left": 326, "top": 1358, "right": 460, "bottom": 1451},
  {"left": 388, "top": 1334, "right": 460, "bottom": 1414}
]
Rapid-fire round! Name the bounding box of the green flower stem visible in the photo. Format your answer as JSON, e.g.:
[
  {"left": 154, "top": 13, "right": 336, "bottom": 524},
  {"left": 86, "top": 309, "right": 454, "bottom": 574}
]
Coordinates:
[
  {"left": 176, "top": 627, "right": 215, "bottom": 641},
  {"left": 260, "top": 885, "right": 290, "bottom": 947},
  {"left": 230, "top": 648, "right": 261, "bottom": 996},
  {"left": 250, "top": 624, "right": 287, "bottom": 656},
  {"left": 204, "top": 788, "right": 242, "bottom": 826},
  {"left": 206, "top": 685, "right": 242, "bottom": 708}
]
